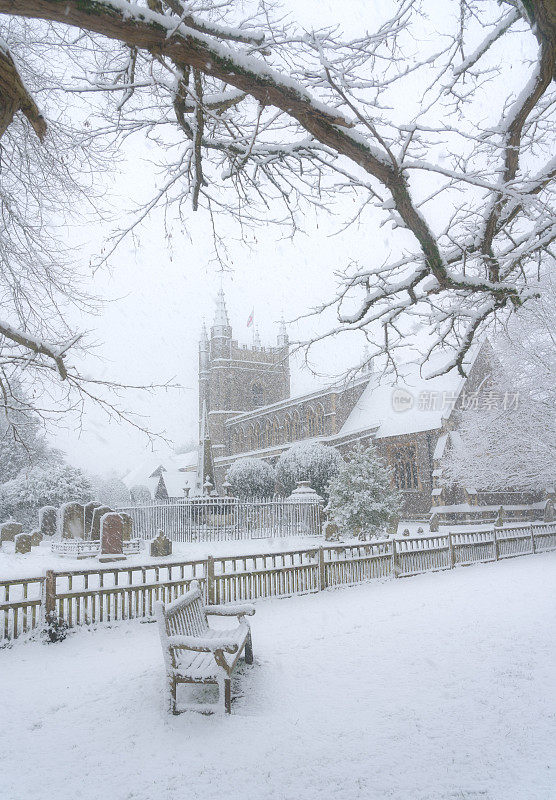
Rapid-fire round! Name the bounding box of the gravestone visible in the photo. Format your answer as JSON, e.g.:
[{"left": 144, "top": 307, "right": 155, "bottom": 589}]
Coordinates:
[
  {"left": 99, "top": 513, "right": 126, "bottom": 562},
  {"left": 90, "top": 506, "right": 113, "bottom": 541},
  {"left": 150, "top": 530, "right": 172, "bottom": 558},
  {"left": 1, "top": 521, "right": 23, "bottom": 543},
  {"left": 544, "top": 499, "right": 555, "bottom": 523},
  {"left": 429, "top": 513, "right": 439, "bottom": 532},
  {"left": 60, "top": 502, "right": 85, "bottom": 539},
  {"left": 417, "top": 527, "right": 424, "bottom": 535},
  {"left": 494, "top": 506, "right": 504, "bottom": 528},
  {"left": 119, "top": 513, "right": 133, "bottom": 542},
  {"left": 39, "top": 506, "right": 58, "bottom": 537},
  {"left": 84, "top": 502, "right": 101, "bottom": 538},
  {"left": 402, "top": 528, "right": 410, "bottom": 537},
  {"left": 323, "top": 520, "right": 339, "bottom": 541},
  {"left": 30, "top": 530, "right": 43, "bottom": 547},
  {"left": 15, "top": 533, "right": 32, "bottom": 554}
]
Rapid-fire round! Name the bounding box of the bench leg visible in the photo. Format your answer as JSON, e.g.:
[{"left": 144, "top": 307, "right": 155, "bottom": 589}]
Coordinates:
[
  {"left": 169, "top": 677, "right": 178, "bottom": 715},
  {"left": 223, "top": 678, "right": 232, "bottom": 714},
  {"left": 244, "top": 630, "right": 254, "bottom": 665}
]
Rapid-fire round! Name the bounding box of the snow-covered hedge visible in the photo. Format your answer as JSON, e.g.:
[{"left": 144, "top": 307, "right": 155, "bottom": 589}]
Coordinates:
[
  {"left": 226, "top": 457, "right": 276, "bottom": 499},
  {"left": 0, "top": 463, "right": 93, "bottom": 529},
  {"left": 276, "top": 442, "right": 343, "bottom": 499},
  {"left": 326, "top": 444, "right": 402, "bottom": 539}
]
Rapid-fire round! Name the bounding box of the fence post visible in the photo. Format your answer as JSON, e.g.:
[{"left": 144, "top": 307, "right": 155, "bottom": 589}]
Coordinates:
[
  {"left": 206, "top": 556, "right": 216, "bottom": 605},
  {"left": 492, "top": 527, "right": 499, "bottom": 561},
  {"left": 44, "top": 570, "right": 56, "bottom": 621},
  {"left": 530, "top": 523, "right": 536, "bottom": 554},
  {"left": 448, "top": 533, "right": 455, "bottom": 569},
  {"left": 392, "top": 539, "right": 398, "bottom": 578},
  {"left": 318, "top": 547, "right": 326, "bottom": 591}
]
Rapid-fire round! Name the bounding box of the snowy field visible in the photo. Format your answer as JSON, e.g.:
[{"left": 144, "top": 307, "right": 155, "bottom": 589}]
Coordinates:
[{"left": 1, "top": 553, "right": 554, "bottom": 800}]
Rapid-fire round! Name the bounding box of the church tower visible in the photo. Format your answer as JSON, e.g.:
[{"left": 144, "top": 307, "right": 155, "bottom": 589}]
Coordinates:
[{"left": 198, "top": 290, "right": 290, "bottom": 461}]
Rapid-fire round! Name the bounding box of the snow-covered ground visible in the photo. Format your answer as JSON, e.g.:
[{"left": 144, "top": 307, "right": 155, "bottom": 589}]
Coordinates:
[{"left": 1, "top": 552, "right": 554, "bottom": 800}]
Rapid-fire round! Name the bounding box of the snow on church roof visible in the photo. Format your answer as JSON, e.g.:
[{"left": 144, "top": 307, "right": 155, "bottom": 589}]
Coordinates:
[{"left": 339, "top": 346, "right": 482, "bottom": 440}]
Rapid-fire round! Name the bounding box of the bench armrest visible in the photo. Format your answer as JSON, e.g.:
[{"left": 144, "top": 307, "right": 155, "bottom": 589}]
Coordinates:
[
  {"left": 167, "top": 634, "right": 239, "bottom": 654},
  {"left": 204, "top": 603, "right": 256, "bottom": 617}
]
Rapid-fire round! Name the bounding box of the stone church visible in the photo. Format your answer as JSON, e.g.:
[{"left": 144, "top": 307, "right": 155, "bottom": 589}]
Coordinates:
[{"left": 196, "top": 289, "right": 528, "bottom": 518}]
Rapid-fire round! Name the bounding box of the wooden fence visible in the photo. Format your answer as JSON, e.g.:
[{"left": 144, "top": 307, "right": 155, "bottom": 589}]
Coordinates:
[
  {"left": 1, "top": 521, "right": 555, "bottom": 644},
  {"left": 116, "top": 497, "right": 323, "bottom": 542}
]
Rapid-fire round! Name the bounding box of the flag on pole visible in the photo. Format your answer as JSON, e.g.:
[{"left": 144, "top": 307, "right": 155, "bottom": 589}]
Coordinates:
[{"left": 247, "top": 308, "right": 254, "bottom": 327}]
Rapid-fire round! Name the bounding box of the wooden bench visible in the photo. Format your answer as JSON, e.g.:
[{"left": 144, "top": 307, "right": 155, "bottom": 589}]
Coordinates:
[{"left": 154, "top": 580, "right": 255, "bottom": 714}]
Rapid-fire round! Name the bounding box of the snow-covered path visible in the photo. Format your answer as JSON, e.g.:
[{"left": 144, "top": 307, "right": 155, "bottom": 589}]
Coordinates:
[{"left": 1, "top": 553, "right": 554, "bottom": 800}]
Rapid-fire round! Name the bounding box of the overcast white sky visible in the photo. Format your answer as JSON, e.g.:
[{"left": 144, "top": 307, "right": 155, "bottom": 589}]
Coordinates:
[{"left": 48, "top": 0, "right": 534, "bottom": 477}]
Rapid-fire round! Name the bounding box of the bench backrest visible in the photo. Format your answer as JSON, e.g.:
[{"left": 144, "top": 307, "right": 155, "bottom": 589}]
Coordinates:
[{"left": 156, "top": 580, "right": 208, "bottom": 642}]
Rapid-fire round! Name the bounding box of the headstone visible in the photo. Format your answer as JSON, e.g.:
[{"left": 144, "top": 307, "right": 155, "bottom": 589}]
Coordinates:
[
  {"left": 119, "top": 512, "right": 133, "bottom": 542},
  {"left": 15, "top": 533, "right": 32, "bottom": 554},
  {"left": 30, "top": 530, "right": 43, "bottom": 547},
  {"left": 90, "top": 506, "right": 113, "bottom": 541},
  {"left": 39, "top": 506, "right": 58, "bottom": 537},
  {"left": 417, "top": 527, "right": 424, "bottom": 535},
  {"left": 403, "top": 528, "right": 410, "bottom": 537},
  {"left": 150, "top": 530, "right": 172, "bottom": 558},
  {"left": 60, "top": 502, "right": 85, "bottom": 539},
  {"left": 99, "top": 512, "right": 126, "bottom": 562},
  {"left": 323, "top": 520, "right": 339, "bottom": 541},
  {"left": 544, "top": 499, "right": 555, "bottom": 523},
  {"left": 494, "top": 506, "right": 504, "bottom": 528},
  {"left": 84, "top": 502, "right": 102, "bottom": 537},
  {"left": 1, "top": 521, "right": 23, "bottom": 543},
  {"left": 429, "top": 513, "right": 439, "bottom": 532}
]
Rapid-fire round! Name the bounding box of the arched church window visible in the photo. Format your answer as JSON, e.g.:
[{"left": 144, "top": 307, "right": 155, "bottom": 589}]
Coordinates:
[
  {"left": 292, "top": 411, "right": 301, "bottom": 440},
  {"left": 254, "top": 423, "right": 264, "bottom": 449},
  {"left": 247, "top": 426, "right": 255, "bottom": 451},
  {"left": 264, "top": 420, "right": 272, "bottom": 448},
  {"left": 315, "top": 405, "right": 325, "bottom": 436},
  {"left": 252, "top": 383, "right": 264, "bottom": 408},
  {"left": 306, "top": 408, "right": 316, "bottom": 438},
  {"left": 272, "top": 418, "right": 280, "bottom": 445},
  {"left": 392, "top": 445, "right": 419, "bottom": 490},
  {"left": 284, "top": 415, "right": 291, "bottom": 442}
]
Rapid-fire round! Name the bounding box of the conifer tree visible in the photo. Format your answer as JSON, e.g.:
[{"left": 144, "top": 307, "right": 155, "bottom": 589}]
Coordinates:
[{"left": 327, "top": 444, "right": 402, "bottom": 539}]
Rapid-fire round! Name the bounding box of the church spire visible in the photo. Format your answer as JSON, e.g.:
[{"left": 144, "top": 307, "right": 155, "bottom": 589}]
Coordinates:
[{"left": 213, "top": 287, "right": 229, "bottom": 328}]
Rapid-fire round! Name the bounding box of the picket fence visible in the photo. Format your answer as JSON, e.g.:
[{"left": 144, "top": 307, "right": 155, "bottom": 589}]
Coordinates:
[
  {"left": 1, "top": 521, "right": 555, "bottom": 644},
  {"left": 116, "top": 498, "right": 323, "bottom": 542}
]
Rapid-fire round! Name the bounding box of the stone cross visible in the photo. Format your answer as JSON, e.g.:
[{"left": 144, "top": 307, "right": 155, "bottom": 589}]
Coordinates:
[
  {"left": 84, "top": 502, "right": 102, "bottom": 538},
  {"left": 150, "top": 530, "right": 172, "bottom": 557},
  {"left": 90, "top": 506, "right": 113, "bottom": 541},
  {"left": 39, "top": 506, "right": 58, "bottom": 537},
  {"left": 30, "top": 531, "right": 43, "bottom": 547},
  {"left": 1, "top": 521, "right": 23, "bottom": 543},
  {"left": 60, "top": 502, "right": 85, "bottom": 539},
  {"left": 15, "top": 533, "right": 32, "bottom": 554},
  {"left": 99, "top": 512, "right": 126, "bottom": 562}
]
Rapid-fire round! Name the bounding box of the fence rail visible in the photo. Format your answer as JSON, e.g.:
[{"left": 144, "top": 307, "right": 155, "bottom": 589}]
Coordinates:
[
  {"left": 116, "top": 498, "right": 323, "bottom": 542},
  {"left": 1, "top": 521, "right": 555, "bottom": 644}
]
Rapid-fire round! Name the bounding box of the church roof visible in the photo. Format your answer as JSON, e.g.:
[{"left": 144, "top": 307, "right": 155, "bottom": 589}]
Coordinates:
[
  {"left": 339, "top": 345, "right": 483, "bottom": 440},
  {"left": 122, "top": 449, "right": 199, "bottom": 498}
]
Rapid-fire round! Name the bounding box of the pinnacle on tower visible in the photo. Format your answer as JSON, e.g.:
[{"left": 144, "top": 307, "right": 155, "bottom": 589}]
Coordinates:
[
  {"left": 213, "top": 287, "right": 230, "bottom": 328},
  {"left": 254, "top": 327, "right": 261, "bottom": 348},
  {"left": 277, "top": 316, "right": 288, "bottom": 346}
]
